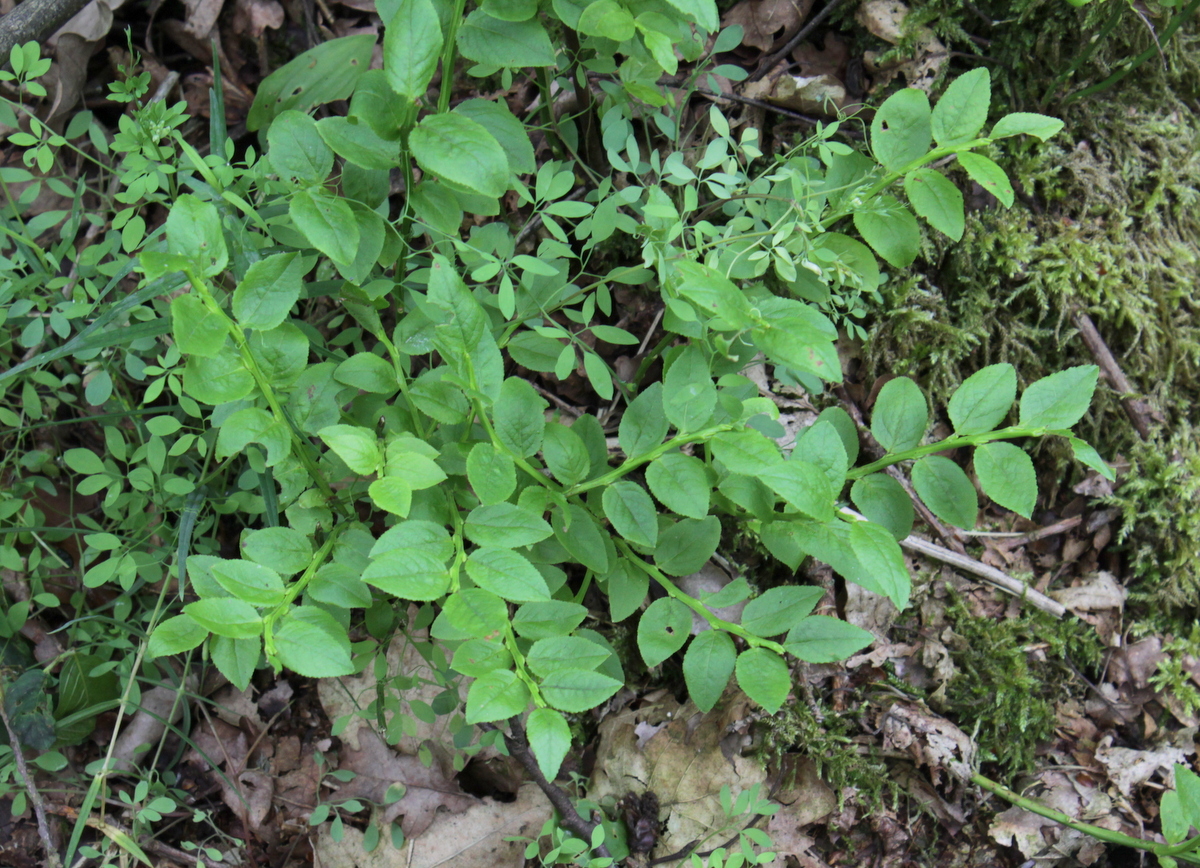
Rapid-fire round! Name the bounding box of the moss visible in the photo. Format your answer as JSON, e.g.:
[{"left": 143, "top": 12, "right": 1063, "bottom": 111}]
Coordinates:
[{"left": 939, "top": 592, "right": 1102, "bottom": 776}]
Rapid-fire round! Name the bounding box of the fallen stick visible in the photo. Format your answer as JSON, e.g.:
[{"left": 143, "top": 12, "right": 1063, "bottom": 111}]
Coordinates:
[
  {"left": 841, "top": 508, "right": 1067, "bottom": 618},
  {"left": 1072, "top": 311, "right": 1155, "bottom": 440},
  {"left": 0, "top": 0, "right": 91, "bottom": 67}
]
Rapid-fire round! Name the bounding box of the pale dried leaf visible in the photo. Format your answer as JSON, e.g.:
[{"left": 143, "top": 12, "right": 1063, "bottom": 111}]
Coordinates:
[
  {"left": 1050, "top": 571, "right": 1127, "bottom": 614},
  {"left": 1094, "top": 741, "right": 1188, "bottom": 797},
  {"left": 185, "top": 0, "right": 226, "bottom": 39},
  {"left": 721, "top": 0, "right": 813, "bottom": 52},
  {"left": 232, "top": 0, "right": 284, "bottom": 38}
]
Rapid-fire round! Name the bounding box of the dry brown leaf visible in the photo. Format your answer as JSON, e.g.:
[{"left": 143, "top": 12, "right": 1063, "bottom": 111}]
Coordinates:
[
  {"left": 878, "top": 702, "right": 974, "bottom": 789},
  {"left": 335, "top": 729, "right": 477, "bottom": 838},
  {"left": 590, "top": 688, "right": 769, "bottom": 858},
  {"left": 1050, "top": 571, "right": 1126, "bottom": 614},
  {"left": 764, "top": 757, "right": 836, "bottom": 857},
  {"left": 1094, "top": 735, "right": 1192, "bottom": 797},
  {"left": 231, "top": 0, "right": 284, "bottom": 38},
  {"left": 188, "top": 716, "right": 275, "bottom": 836},
  {"left": 855, "top": 0, "right": 947, "bottom": 92},
  {"left": 721, "top": 0, "right": 813, "bottom": 52},
  {"left": 185, "top": 0, "right": 226, "bottom": 39}
]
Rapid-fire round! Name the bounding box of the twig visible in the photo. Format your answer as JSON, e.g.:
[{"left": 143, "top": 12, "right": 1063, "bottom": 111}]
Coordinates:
[
  {"left": 1071, "top": 311, "right": 1154, "bottom": 440},
  {"left": 648, "top": 813, "right": 767, "bottom": 865},
  {"left": 0, "top": 679, "right": 63, "bottom": 868},
  {"left": 0, "top": 0, "right": 92, "bottom": 67},
  {"left": 994, "top": 514, "right": 1082, "bottom": 550},
  {"left": 43, "top": 803, "right": 196, "bottom": 866},
  {"left": 479, "top": 718, "right": 613, "bottom": 860},
  {"left": 841, "top": 508, "right": 1067, "bottom": 617},
  {"left": 748, "top": 0, "right": 850, "bottom": 83}
]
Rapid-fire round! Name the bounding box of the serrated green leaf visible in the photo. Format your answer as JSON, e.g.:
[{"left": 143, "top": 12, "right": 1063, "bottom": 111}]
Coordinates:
[
  {"left": 850, "top": 474, "right": 914, "bottom": 541},
  {"left": 526, "top": 708, "right": 571, "bottom": 781},
  {"left": 974, "top": 442, "right": 1037, "bottom": 518},
  {"left": 232, "top": 252, "right": 305, "bottom": 331},
  {"left": 663, "top": 347, "right": 716, "bottom": 433},
  {"left": 494, "top": 376, "right": 547, "bottom": 458},
  {"left": 410, "top": 113, "right": 509, "bottom": 198},
  {"left": 466, "top": 669, "right": 530, "bottom": 723},
  {"left": 466, "top": 547, "right": 552, "bottom": 602},
  {"left": 645, "top": 452, "right": 710, "bottom": 519},
  {"left": 1018, "top": 365, "right": 1098, "bottom": 430},
  {"left": 552, "top": 504, "right": 609, "bottom": 573},
  {"left": 147, "top": 614, "right": 208, "bottom": 657},
  {"left": 854, "top": 196, "right": 921, "bottom": 269},
  {"left": 758, "top": 460, "right": 833, "bottom": 521},
  {"left": 734, "top": 648, "right": 789, "bottom": 713},
  {"left": 619, "top": 382, "right": 668, "bottom": 459},
  {"left": 167, "top": 194, "right": 228, "bottom": 277},
  {"left": 871, "top": 87, "right": 932, "bottom": 171},
  {"left": 683, "top": 630, "right": 735, "bottom": 712},
  {"left": 711, "top": 429, "right": 782, "bottom": 475},
  {"left": 871, "top": 377, "right": 928, "bottom": 453},
  {"left": 540, "top": 668, "right": 623, "bottom": 712},
  {"left": 185, "top": 597, "right": 262, "bottom": 639},
  {"left": 846, "top": 520, "right": 910, "bottom": 608},
  {"left": 606, "top": 559, "right": 648, "bottom": 622},
  {"left": 512, "top": 600, "right": 588, "bottom": 639},
  {"left": 740, "top": 586, "right": 824, "bottom": 637},
  {"left": 465, "top": 503, "right": 553, "bottom": 548},
  {"left": 784, "top": 615, "right": 874, "bottom": 663},
  {"left": 335, "top": 352, "right": 398, "bottom": 394},
  {"left": 911, "top": 456, "right": 977, "bottom": 530},
  {"left": 904, "top": 168, "right": 964, "bottom": 241},
  {"left": 638, "top": 597, "right": 692, "bottom": 667},
  {"left": 1069, "top": 437, "right": 1115, "bottom": 481},
  {"left": 990, "top": 112, "right": 1064, "bottom": 142},
  {"left": 526, "top": 636, "right": 611, "bottom": 676},
  {"left": 290, "top": 188, "right": 359, "bottom": 266},
  {"left": 268, "top": 110, "right": 333, "bottom": 183},
  {"left": 170, "top": 294, "right": 226, "bottom": 358},
  {"left": 931, "top": 68, "right": 990, "bottom": 146},
  {"left": 212, "top": 558, "right": 288, "bottom": 605},
  {"left": 948, "top": 363, "right": 1016, "bottom": 434},
  {"left": 655, "top": 516, "right": 721, "bottom": 576},
  {"left": 542, "top": 421, "right": 591, "bottom": 486},
  {"left": 467, "top": 442, "right": 518, "bottom": 504},
  {"left": 383, "top": 0, "right": 442, "bottom": 100},
  {"left": 362, "top": 550, "right": 452, "bottom": 600},
  {"left": 602, "top": 481, "right": 658, "bottom": 548},
  {"left": 319, "top": 424, "right": 381, "bottom": 475},
  {"left": 956, "top": 152, "right": 1014, "bottom": 208},
  {"left": 457, "top": 10, "right": 557, "bottom": 67}
]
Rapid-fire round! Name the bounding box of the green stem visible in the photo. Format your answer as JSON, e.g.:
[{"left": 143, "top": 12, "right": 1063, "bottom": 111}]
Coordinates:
[
  {"left": 263, "top": 525, "right": 342, "bottom": 662},
  {"left": 185, "top": 268, "right": 346, "bottom": 514},
  {"left": 615, "top": 539, "right": 785, "bottom": 655},
  {"left": 564, "top": 423, "right": 736, "bottom": 498},
  {"left": 972, "top": 772, "right": 1200, "bottom": 864},
  {"left": 503, "top": 623, "right": 546, "bottom": 707},
  {"left": 437, "top": 0, "right": 469, "bottom": 115},
  {"left": 846, "top": 425, "right": 1051, "bottom": 480}
]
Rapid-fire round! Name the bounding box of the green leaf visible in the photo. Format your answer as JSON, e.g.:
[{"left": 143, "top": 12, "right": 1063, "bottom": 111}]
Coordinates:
[
  {"left": 309, "top": 563, "right": 373, "bottom": 608},
  {"left": 1172, "top": 762, "right": 1200, "bottom": 834},
  {"left": 171, "top": 294, "right": 226, "bottom": 358},
  {"left": 185, "top": 598, "right": 262, "bottom": 639},
  {"left": 655, "top": 516, "right": 721, "bottom": 576},
  {"left": 583, "top": 351, "right": 613, "bottom": 400},
  {"left": 210, "top": 635, "right": 260, "bottom": 691},
  {"left": 661, "top": 0, "right": 717, "bottom": 31},
  {"left": 268, "top": 110, "right": 333, "bottom": 184},
  {"left": 1069, "top": 437, "right": 1115, "bottom": 481},
  {"left": 384, "top": 443, "right": 447, "bottom": 489},
  {"left": 1160, "top": 789, "right": 1188, "bottom": 845},
  {"left": 349, "top": 69, "right": 408, "bottom": 141},
  {"left": 734, "top": 648, "right": 789, "bottom": 713},
  {"left": 740, "top": 586, "right": 824, "bottom": 637},
  {"left": 369, "top": 479, "right": 411, "bottom": 516},
  {"left": 383, "top": 0, "right": 442, "bottom": 100},
  {"left": 465, "top": 503, "right": 553, "bottom": 548},
  {"left": 619, "top": 382, "right": 668, "bottom": 459},
  {"left": 911, "top": 456, "right": 977, "bottom": 530},
  {"left": 319, "top": 424, "right": 381, "bottom": 475},
  {"left": 645, "top": 453, "right": 710, "bottom": 519},
  {"left": 1018, "top": 365, "right": 1099, "bottom": 430},
  {"left": 410, "top": 113, "right": 509, "bottom": 198},
  {"left": 483, "top": 0, "right": 538, "bottom": 20},
  {"left": 850, "top": 474, "right": 914, "bottom": 541},
  {"left": 466, "top": 547, "right": 552, "bottom": 602},
  {"left": 451, "top": 638, "right": 511, "bottom": 677},
  {"left": 758, "top": 460, "right": 833, "bottom": 521},
  {"left": 212, "top": 558, "right": 288, "bottom": 605},
  {"left": 606, "top": 559, "right": 648, "bottom": 622},
  {"left": 683, "top": 630, "right": 735, "bottom": 712},
  {"left": 711, "top": 429, "right": 782, "bottom": 475},
  {"left": 526, "top": 708, "right": 571, "bottom": 781},
  {"left": 216, "top": 407, "right": 291, "bottom": 466},
  {"left": 753, "top": 305, "right": 842, "bottom": 384},
  {"left": 663, "top": 347, "right": 716, "bottom": 433},
  {"left": 466, "top": 669, "right": 530, "bottom": 723},
  {"left": 540, "top": 668, "right": 623, "bottom": 712},
  {"left": 526, "top": 636, "right": 611, "bottom": 676},
  {"left": 233, "top": 253, "right": 305, "bottom": 331},
  {"left": 672, "top": 262, "right": 756, "bottom": 330},
  {"left": 552, "top": 504, "right": 609, "bottom": 573},
  {"left": 602, "top": 481, "right": 658, "bottom": 548},
  {"left": 494, "top": 376, "right": 547, "bottom": 458},
  {"left": 542, "top": 421, "right": 591, "bottom": 487},
  {"left": 956, "top": 152, "right": 1014, "bottom": 208},
  {"left": 247, "top": 34, "right": 375, "bottom": 130},
  {"left": 315, "top": 115, "right": 402, "bottom": 170},
  {"left": 372, "top": 519, "right": 454, "bottom": 561},
  {"left": 871, "top": 377, "right": 928, "bottom": 453},
  {"left": 853, "top": 196, "right": 921, "bottom": 269},
  {"left": 290, "top": 189, "right": 359, "bottom": 266},
  {"left": 638, "top": 597, "right": 692, "bottom": 667},
  {"left": 847, "top": 520, "right": 910, "bottom": 608},
  {"left": 990, "top": 112, "right": 1064, "bottom": 142},
  {"left": 792, "top": 421, "right": 848, "bottom": 490},
  {"left": 948, "top": 363, "right": 1016, "bottom": 434},
  {"left": 147, "top": 614, "right": 208, "bottom": 657},
  {"left": 903, "top": 168, "right": 964, "bottom": 241},
  {"left": 457, "top": 10, "right": 557, "bottom": 67},
  {"left": 784, "top": 615, "right": 874, "bottom": 663},
  {"left": 453, "top": 98, "right": 536, "bottom": 175},
  {"left": 167, "top": 195, "right": 228, "bottom": 277},
  {"left": 974, "top": 442, "right": 1037, "bottom": 519},
  {"left": 931, "top": 68, "right": 990, "bottom": 147},
  {"left": 444, "top": 588, "right": 510, "bottom": 638},
  {"left": 871, "top": 87, "right": 932, "bottom": 171},
  {"left": 578, "top": 0, "right": 636, "bottom": 40},
  {"left": 184, "top": 352, "right": 256, "bottom": 405},
  {"left": 362, "top": 550, "right": 451, "bottom": 600},
  {"left": 467, "top": 442, "right": 517, "bottom": 504},
  {"left": 512, "top": 600, "right": 588, "bottom": 639}
]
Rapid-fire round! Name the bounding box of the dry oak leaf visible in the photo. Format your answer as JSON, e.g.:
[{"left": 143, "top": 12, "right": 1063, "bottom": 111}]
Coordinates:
[
  {"left": 334, "top": 729, "right": 477, "bottom": 838},
  {"left": 721, "top": 0, "right": 813, "bottom": 52}
]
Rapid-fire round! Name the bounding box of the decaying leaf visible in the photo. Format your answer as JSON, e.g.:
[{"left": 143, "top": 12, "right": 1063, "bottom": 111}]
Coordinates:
[
  {"left": 878, "top": 702, "right": 974, "bottom": 789},
  {"left": 1094, "top": 731, "right": 1193, "bottom": 797},
  {"left": 721, "top": 0, "right": 814, "bottom": 53},
  {"left": 590, "top": 688, "right": 769, "bottom": 857},
  {"left": 855, "top": 0, "right": 947, "bottom": 92}
]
